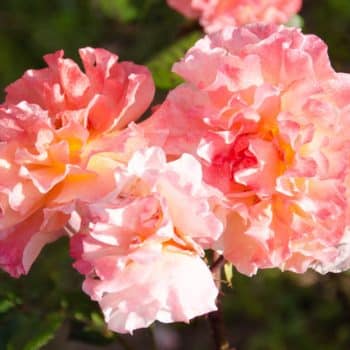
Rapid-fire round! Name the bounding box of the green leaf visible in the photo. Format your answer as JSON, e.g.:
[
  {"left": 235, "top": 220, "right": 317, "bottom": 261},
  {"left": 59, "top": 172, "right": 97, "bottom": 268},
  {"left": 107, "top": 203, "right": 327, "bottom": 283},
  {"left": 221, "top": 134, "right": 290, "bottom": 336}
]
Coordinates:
[
  {"left": 97, "top": 0, "right": 139, "bottom": 22},
  {"left": 90, "top": 312, "right": 105, "bottom": 329},
  {"left": 146, "top": 31, "right": 203, "bottom": 90},
  {"left": 224, "top": 262, "right": 234, "bottom": 288},
  {"left": 24, "top": 313, "right": 63, "bottom": 350},
  {"left": 286, "top": 14, "right": 304, "bottom": 28},
  {"left": 0, "top": 300, "right": 15, "bottom": 314},
  {"left": 5, "top": 312, "right": 64, "bottom": 350}
]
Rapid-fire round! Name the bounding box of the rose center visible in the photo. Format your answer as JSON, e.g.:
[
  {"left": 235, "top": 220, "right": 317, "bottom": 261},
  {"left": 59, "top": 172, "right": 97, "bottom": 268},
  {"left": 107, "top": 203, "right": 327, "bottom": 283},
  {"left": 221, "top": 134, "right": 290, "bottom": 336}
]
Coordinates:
[{"left": 212, "top": 133, "right": 258, "bottom": 181}]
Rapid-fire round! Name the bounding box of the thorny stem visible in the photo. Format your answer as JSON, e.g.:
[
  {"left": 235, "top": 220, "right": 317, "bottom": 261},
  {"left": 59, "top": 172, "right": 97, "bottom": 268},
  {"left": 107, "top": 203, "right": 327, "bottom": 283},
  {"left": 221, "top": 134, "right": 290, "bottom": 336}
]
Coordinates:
[{"left": 208, "top": 254, "right": 232, "bottom": 350}]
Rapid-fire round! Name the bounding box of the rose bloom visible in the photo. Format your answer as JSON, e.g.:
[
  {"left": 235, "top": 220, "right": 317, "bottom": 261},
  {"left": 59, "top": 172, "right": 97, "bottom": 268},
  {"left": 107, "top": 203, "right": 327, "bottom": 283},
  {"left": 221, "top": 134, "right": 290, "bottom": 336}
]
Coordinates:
[
  {"left": 142, "top": 24, "right": 350, "bottom": 276},
  {"left": 71, "top": 147, "right": 222, "bottom": 333},
  {"left": 0, "top": 48, "right": 154, "bottom": 277},
  {"left": 167, "top": 0, "right": 302, "bottom": 32}
]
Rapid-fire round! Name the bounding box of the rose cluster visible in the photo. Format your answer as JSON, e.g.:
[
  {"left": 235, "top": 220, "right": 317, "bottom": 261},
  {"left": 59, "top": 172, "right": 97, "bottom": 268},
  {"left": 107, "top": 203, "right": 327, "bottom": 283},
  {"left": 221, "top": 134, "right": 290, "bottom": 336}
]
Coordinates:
[{"left": 2, "top": 0, "right": 350, "bottom": 335}]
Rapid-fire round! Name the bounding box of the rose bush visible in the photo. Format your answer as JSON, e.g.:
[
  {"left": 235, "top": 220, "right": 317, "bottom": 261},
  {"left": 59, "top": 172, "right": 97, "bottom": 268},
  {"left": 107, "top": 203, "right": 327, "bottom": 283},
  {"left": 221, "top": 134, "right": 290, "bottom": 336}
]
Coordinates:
[{"left": 3, "top": 6, "right": 350, "bottom": 345}]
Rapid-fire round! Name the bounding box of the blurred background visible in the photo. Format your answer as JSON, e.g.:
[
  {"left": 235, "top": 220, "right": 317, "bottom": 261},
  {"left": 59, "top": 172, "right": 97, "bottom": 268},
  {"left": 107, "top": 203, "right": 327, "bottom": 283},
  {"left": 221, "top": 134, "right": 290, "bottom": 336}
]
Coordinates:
[{"left": 1, "top": 0, "right": 350, "bottom": 349}]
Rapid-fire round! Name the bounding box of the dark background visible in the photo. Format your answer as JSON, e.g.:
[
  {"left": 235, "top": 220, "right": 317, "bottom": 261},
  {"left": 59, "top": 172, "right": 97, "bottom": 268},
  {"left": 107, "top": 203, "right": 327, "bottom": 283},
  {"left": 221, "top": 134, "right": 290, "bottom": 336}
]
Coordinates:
[{"left": 1, "top": 1, "right": 350, "bottom": 349}]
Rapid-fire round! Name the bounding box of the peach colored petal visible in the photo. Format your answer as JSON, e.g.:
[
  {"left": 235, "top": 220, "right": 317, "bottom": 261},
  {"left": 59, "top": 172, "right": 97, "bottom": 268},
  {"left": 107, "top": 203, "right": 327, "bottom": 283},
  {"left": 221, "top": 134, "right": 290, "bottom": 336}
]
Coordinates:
[
  {"left": 143, "top": 24, "right": 350, "bottom": 275},
  {"left": 5, "top": 47, "right": 155, "bottom": 133},
  {"left": 1, "top": 48, "right": 155, "bottom": 277},
  {"left": 0, "top": 212, "right": 63, "bottom": 277},
  {"left": 84, "top": 251, "right": 217, "bottom": 333},
  {"left": 70, "top": 147, "right": 222, "bottom": 332}
]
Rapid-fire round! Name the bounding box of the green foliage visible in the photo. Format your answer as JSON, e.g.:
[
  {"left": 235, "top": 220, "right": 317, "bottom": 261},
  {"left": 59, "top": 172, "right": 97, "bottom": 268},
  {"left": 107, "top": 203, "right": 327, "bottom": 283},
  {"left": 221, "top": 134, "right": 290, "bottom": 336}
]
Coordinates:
[
  {"left": 222, "top": 270, "right": 350, "bottom": 350},
  {"left": 302, "top": 0, "right": 350, "bottom": 70},
  {"left": 146, "top": 31, "right": 202, "bottom": 89},
  {"left": 97, "top": 0, "right": 139, "bottom": 22},
  {"left": 0, "top": 238, "right": 79, "bottom": 349},
  {"left": 286, "top": 14, "right": 304, "bottom": 28},
  {"left": 96, "top": 0, "right": 161, "bottom": 23},
  {"left": 6, "top": 312, "right": 64, "bottom": 350}
]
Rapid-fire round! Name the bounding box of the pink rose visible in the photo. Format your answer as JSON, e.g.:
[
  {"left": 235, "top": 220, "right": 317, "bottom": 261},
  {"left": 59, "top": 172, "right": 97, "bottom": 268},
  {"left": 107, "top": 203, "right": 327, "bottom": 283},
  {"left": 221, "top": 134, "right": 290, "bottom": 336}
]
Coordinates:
[
  {"left": 0, "top": 48, "right": 155, "bottom": 277},
  {"left": 142, "top": 24, "right": 350, "bottom": 275},
  {"left": 6, "top": 47, "right": 154, "bottom": 133},
  {"left": 71, "top": 147, "right": 222, "bottom": 333},
  {"left": 167, "top": 0, "right": 302, "bottom": 32}
]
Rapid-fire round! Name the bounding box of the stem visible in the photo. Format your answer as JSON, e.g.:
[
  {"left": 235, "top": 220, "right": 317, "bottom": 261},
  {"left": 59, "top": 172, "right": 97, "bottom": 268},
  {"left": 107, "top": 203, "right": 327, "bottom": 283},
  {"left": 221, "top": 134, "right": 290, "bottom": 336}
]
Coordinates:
[
  {"left": 208, "top": 308, "right": 230, "bottom": 350},
  {"left": 114, "top": 334, "right": 134, "bottom": 350},
  {"left": 149, "top": 326, "right": 158, "bottom": 350},
  {"left": 208, "top": 254, "right": 231, "bottom": 350},
  {"left": 210, "top": 255, "right": 225, "bottom": 273}
]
